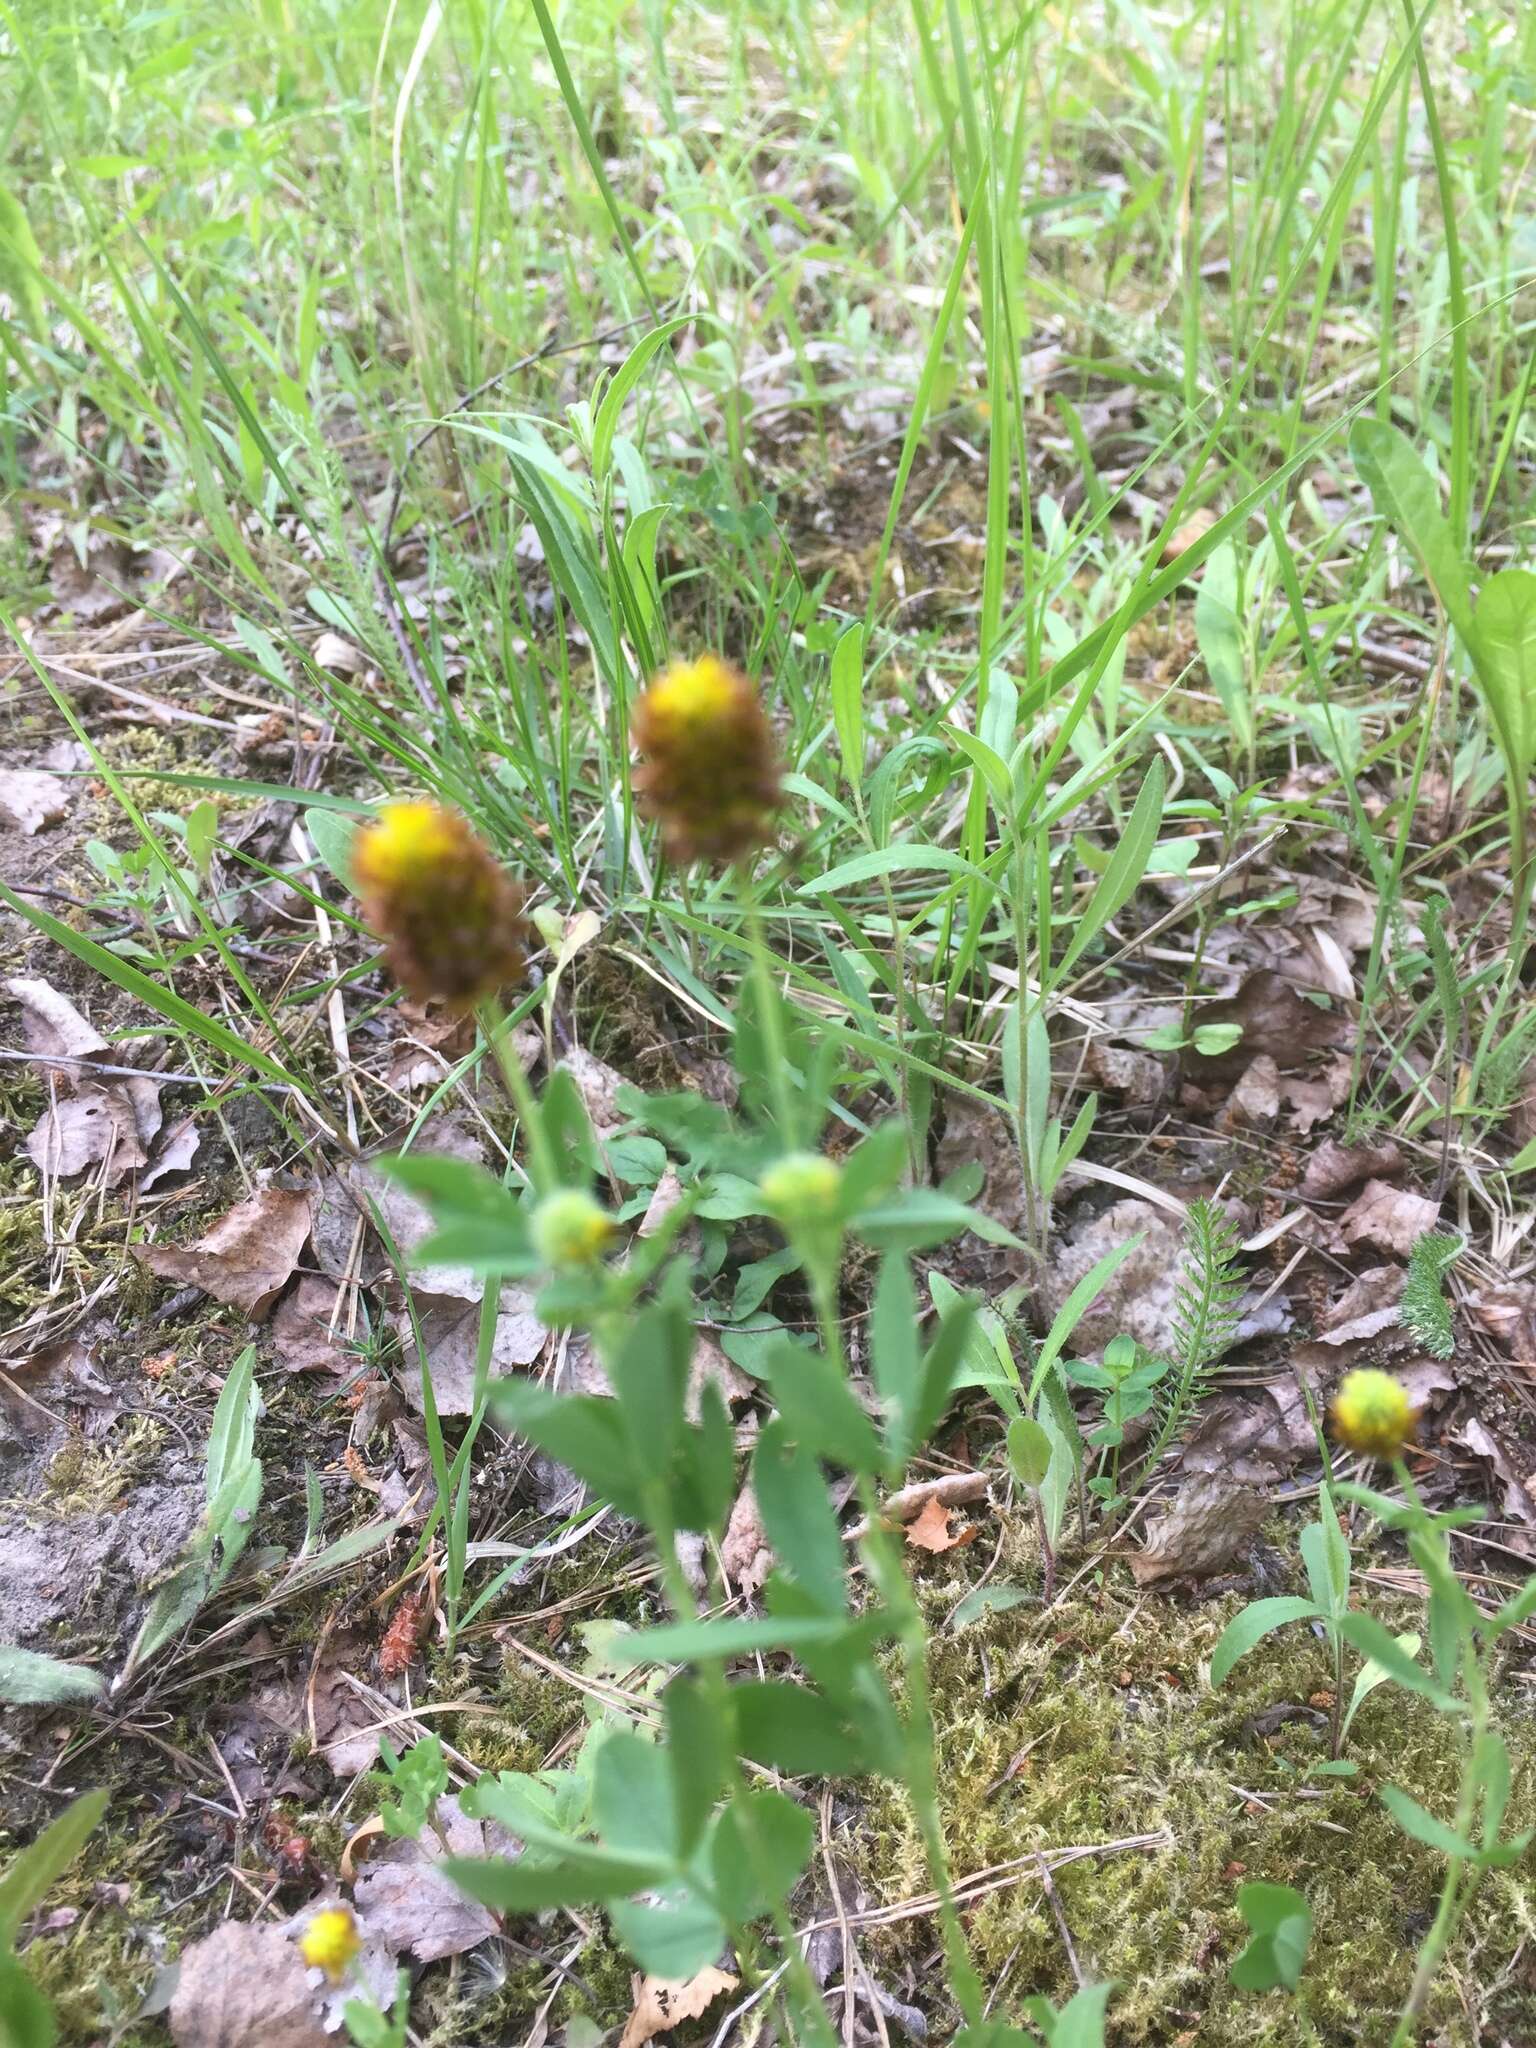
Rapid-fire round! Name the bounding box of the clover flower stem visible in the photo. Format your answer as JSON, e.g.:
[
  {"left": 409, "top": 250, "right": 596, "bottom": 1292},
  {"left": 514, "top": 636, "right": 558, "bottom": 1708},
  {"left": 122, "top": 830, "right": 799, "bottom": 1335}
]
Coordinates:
[
  {"left": 1386, "top": 1457, "right": 1490, "bottom": 2044},
  {"left": 738, "top": 865, "right": 798, "bottom": 1145},
  {"left": 676, "top": 864, "right": 704, "bottom": 981},
  {"left": 637, "top": 1470, "right": 837, "bottom": 2047},
  {"left": 477, "top": 997, "right": 560, "bottom": 1194},
  {"left": 808, "top": 1260, "right": 986, "bottom": 2034}
]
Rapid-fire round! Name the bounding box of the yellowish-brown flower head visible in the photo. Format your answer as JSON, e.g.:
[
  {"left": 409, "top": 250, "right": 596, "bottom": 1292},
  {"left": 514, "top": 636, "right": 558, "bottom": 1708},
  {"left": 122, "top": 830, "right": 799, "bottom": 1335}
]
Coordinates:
[
  {"left": 631, "top": 655, "right": 781, "bottom": 864},
  {"left": 353, "top": 801, "right": 528, "bottom": 1010},
  {"left": 531, "top": 1188, "right": 615, "bottom": 1267},
  {"left": 299, "top": 1906, "right": 361, "bottom": 1982},
  {"left": 1331, "top": 1368, "right": 1415, "bottom": 1460}
]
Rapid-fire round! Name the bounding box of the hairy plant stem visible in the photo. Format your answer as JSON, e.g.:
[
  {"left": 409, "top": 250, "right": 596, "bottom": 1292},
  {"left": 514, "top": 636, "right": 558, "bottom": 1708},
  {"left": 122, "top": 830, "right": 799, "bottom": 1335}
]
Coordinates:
[
  {"left": 588, "top": 1298, "right": 834, "bottom": 2046},
  {"left": 809, "top": 1256, "right": 985, "bottom": 2033},
  {"left": 1387, "top": 1458, "right": 1492, "bottom": 2045}
]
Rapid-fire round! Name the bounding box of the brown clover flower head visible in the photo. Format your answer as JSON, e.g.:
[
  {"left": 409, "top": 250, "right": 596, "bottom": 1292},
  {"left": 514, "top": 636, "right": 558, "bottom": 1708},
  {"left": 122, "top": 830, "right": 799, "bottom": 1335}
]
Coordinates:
[
  {"left": 352, "top": 801, "right": 528, "bottom": 1009},
  {"left": 631, "top": 654, "right": 781, "bottom": 864}
]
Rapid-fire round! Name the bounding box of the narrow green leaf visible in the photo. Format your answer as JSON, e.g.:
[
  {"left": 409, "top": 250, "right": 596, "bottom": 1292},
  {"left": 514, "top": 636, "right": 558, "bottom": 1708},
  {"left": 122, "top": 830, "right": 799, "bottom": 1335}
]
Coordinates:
[{"left": 1209, "top": 1598, "right": 1321, "bottom": 1687}]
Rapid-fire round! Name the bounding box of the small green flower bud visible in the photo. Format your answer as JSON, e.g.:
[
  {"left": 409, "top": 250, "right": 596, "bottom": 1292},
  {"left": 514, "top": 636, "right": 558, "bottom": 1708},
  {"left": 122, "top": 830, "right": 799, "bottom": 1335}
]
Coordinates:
[
  {"left": 531, "top": 1189, "right": 614, "bottom": 1267},
  {"left": 759, "top": 1151, "right": 844, "bottom": 1222}
]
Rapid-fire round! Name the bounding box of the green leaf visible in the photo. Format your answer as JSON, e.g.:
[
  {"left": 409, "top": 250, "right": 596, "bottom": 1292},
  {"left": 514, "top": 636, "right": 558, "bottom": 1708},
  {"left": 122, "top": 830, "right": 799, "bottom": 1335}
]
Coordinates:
[
  {"left": 664, "top": 1679, "right": 727, "bottom": 1856},
  {"left": 1028, "top": 1238, "right": 1143, "bottom": 1400},
  {"left": 1378, "top": 1785, "right": 1476, "bottom": 1861},
  {"left": 591, "top": 316, "right": 696, "bottom": 481},
  {"left": 607, "top": 1889, "right": 726, "bottom": 1980},
  {"left": 0, "top": 182, "right": 47, "bottom": 337},
  {"left": 731, "top": 1680, "right": 872, "bottom": 1776},
  {"left": 1350, "top": 420, "right": 1479, "bottom": 653},
  {"left": 1337, "top": 1613, "right": 1458, "bottom": 1711},
  {"left": 1474, "top": 568, "right": 1536, "bottom": 785},
  {"left": 752, "top": 1421, "right": 848, "bottom": 1615},
  {"left": 0, "top": 1648, "right": 104, "bottom": 1708},
  {"left": 304, "top": 805, "right": 359, "bottom": 890},
  {"left": 0, "top": 1953, "right": 55, "bottom": 2048},
  {"left": 1055, "top": 757, "right": 1165, "bottom": 980},
  {"left": 0, "top": 1788, "right": 109, "bottom": 1948},
  {"left": 950, "top": 1584, "right": 1037, "bottom": 1629},
  {"left": 830, "top": 622, "right": 865, "bottom": 785},
  {"left": 869, "top": 1252, "right": 919, "bottom": 1437},
  {"left": 1209, "top": 1598, "right": 1321, "bottom": 1687},
  {"left": 593, "top": 1731, "right": 677, "bottom": 1861},
  {"left": 798, "top": 844, "right": 992, "bottom": 895},
  {"left": 1193, "top": 544, "right": 1251, "bottom": 756},
  {"left": 1229, "top": 1880, "right": 1312, "bottom": 1992},
  {"left": 707, "top": 1787, "right": 814, "bottom": 1925},
  {"left": 1007, "top": 1417, "right": 1054, "bottom": 1491},
  {"left": 445, "top": 1843, "right": 669, "bottom": 1913},
  {"left": 488, "top": 1381, "right": 643, "bottom": 1514},
  {"left": 1299, "top": 1514, "right": 1350, "bottom": 1618},
  {"left": 908, "top": 1287, "right": 979, "bottom": 1462},
  {"left": 857, "top": 1187, "right": 1023, "bottom": 1251},
  {"left": 1340, "top": 1632, "right": 1420, "bottom": 1748},
  {"left": 762, "top": 1341, "right": 882, "bottom": 1475},
  {"left": 618, "top": 1612, "right": 875, "bottom": 1665}
]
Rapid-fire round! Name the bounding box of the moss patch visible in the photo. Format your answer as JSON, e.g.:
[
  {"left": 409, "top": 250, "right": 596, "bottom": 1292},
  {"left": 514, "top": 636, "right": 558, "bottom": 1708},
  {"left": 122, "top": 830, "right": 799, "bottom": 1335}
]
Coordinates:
[{"left": 846, "top": 1536, "right": 1536, "bottom": 2046}]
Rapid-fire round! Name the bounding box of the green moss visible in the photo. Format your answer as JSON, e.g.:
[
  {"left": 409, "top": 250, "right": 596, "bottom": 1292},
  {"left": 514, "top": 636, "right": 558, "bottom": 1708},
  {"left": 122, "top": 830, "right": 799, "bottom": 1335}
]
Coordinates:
[{"left": 848, "top": 1540, "right": 1536, "bottom": 2046}]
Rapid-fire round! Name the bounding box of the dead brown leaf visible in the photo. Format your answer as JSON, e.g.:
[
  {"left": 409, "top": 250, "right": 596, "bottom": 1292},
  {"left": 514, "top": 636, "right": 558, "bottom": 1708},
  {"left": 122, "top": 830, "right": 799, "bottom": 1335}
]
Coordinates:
[
  {"left": 905, "top": 1495, "right": 971, "bottom": 1552},
  {"left": 1279, "top": 1057, "right": 1352, "bottom": 1135},
  {"left": 26, "top": 1080, "right": 161, "bottom": 1184},
  {"left": 169, "top": 1919, "right": 329, "bottom": 2048},
  {"left": 391, "top": 1285, "right": 545, "bottom": 1415},
  {"left": 1042, "top": 1198, "right": 1289, "bottom": 1360},
  {"left": 1185, "top": 970, "right": 1350, "bottom": 1082},
  {"left": 558, "top": 1046, "right": 628, "bottom": 1133},
  {"left": 1468, "top": 1284, "right": 1536, "bottom": 1361},
  {"left": 1130, "top": 1477, "right": 1268, "bottom": 1586},
  {"left": 0, "top": 767, "right": 70, "bottom": 834},
  {"left": 1339, "top": 1179, "right": 1440, "bottom": 1257},
  {"left": 720, "top": 1482, "right": 772, "bottom": 1598},
  {"left": 1301, "top": 1137, "right": 1406, "bottom": 1201},
  {"left": 1082, "top": 1039, "right": 1168, "bottom": 1107},
  {"left": 1178, "top": 1383, "right": 1317, "bottom": 1491},
  {"left": 271, "top": 1277, "right": 353, "bottom": 1375},
  {"left": 351, "top": 1795, "right": 503, "bottom": 1962},
  {"left": 135, "top": 1187, "right": 312, "bottom": 1319},
  {"left": 1221, "top": 1055, "right": 1280, "bottom": 1130},
  {"left": 620, "top": 1967, "right": 739, "bottom": 2048},
  {"left": 5, "top": 975, "right": 106, "bottom": 1062}
]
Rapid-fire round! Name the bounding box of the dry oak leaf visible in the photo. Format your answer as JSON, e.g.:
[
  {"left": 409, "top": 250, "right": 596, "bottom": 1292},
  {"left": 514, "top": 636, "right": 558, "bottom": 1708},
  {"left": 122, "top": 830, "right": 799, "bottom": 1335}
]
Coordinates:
[
  {"left": 620, "top": 1967, "right": 739, "bottom": 2048},
  {"left": 1301, "top": 1136, "right": 1405, "bottom": 1201},
  {"left": 905, "top": 1495, "right": 969, "bottom": 1553},
  {"left": 169, "top": 1919, "right": 329, "bottom": 2048},
  {"left": 0, "top": 766, "right": 70, "bottom": 834},
  {"left": 135, "top": 1186, "right": 312, "bottom": 1319},
  {"left": 1339, "top": 1178, "right": 1440, "bottom": 1258},
  {"left": 1129, "top": 1477, "right": 1269, "bottom": 1586}
]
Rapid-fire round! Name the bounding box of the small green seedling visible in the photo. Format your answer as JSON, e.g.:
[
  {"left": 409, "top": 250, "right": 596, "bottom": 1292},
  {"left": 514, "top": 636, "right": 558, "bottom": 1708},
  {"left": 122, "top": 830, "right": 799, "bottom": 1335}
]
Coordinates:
[
  {"left": 1229, "top": 1881, "right": 1313, "bottom": 1992},
  {"left": 377, "top": 1733, "right": 451, "bottom": 1843}
]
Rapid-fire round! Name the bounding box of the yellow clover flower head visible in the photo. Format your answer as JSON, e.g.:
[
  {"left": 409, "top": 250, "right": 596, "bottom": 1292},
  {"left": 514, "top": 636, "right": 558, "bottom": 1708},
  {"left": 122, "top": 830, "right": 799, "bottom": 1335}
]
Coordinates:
[
  {"left": 1331, "top": 1368, "right": 1416, "bottom": 1460},
  {"left": 760, "top": 1151, "right": 844, "bottom": 1222},
  {"left": 631, "top": 655, "right": 781, "bottom": 864},
  {"left": 352, "top": 801, "right": 529, "bottom": 1010},
  {"left": 299, "top": 1905, "right": 362, "bottom": 1982},
  {"left": 531, "top": 1188, "right": 615, "bottom": 1268}
]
